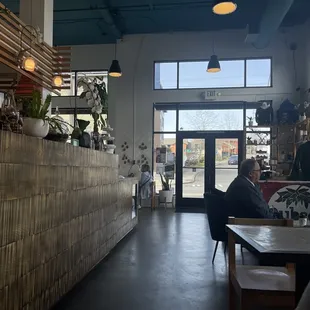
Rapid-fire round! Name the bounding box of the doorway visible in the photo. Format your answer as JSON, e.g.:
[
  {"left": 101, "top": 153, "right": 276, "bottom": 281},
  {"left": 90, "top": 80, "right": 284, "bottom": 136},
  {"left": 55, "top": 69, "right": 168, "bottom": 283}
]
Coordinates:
[{"left": 175, "top": 131, "right": 243, "bottom": 211}]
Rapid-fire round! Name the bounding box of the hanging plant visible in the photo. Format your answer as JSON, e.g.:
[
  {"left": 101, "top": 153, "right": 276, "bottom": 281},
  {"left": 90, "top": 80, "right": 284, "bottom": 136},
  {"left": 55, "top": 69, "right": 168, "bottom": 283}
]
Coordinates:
[{"left": 78, "top": 76, "right": 108, "bottom": 133}]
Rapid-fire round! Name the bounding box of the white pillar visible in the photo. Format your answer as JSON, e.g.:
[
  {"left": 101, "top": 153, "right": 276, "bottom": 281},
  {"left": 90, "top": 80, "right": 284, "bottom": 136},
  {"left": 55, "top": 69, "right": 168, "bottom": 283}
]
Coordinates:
[
  {"left": 19, "top": 0, "right": 54, "bottom": 46},
  {"left": 19, "top": 0, "right": 54, "bottom": 111}
]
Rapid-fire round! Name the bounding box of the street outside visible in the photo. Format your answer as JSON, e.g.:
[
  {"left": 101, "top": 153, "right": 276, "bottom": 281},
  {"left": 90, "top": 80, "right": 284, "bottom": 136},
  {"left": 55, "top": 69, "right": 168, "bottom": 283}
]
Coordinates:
[{"left": 154, "top": 162, "right": 238, "bottom": 198}]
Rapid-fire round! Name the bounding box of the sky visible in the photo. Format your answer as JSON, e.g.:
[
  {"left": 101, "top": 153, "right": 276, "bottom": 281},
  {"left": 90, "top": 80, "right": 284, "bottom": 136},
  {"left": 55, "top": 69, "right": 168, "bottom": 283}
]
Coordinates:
[
  {"left": 154, "top": 58, "right": 271, "bottom": 137},
  {"left": 155, "top": 58, "right": 271, "bottom": 89}
]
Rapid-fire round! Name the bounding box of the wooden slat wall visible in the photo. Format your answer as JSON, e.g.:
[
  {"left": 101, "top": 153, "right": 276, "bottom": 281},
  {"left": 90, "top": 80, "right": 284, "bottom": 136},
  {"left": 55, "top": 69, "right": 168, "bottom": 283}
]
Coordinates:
[
  {"left": 0, "top": 131, "right": 138, "bottom": 310},
  {"left": 0, "top": 3, "right": 71, "bottom": 95}
]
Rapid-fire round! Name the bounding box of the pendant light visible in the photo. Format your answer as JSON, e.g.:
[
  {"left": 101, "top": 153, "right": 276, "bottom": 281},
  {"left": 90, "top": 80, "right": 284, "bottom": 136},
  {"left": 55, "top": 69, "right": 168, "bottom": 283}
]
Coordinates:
[
  {"left": 207, "top": 55, "right": 221, "bottom": 73},
  {"left": 207, "top": 37, "right": 221, "bottom": 73},
  {"left": 109, "top": 43, "right": 122, "bottom": 78},
  {"left": 212, "top": 1, "right": 237, "bottom": 15},
  {"left": 22, "top": 56, "right": 37, "bottom": 72},
  {"left": 53, "top": 75, "right": 64, "bottom": 87},
  {"left": 19, "top": 0, "right": 38, "bottom": 73}
]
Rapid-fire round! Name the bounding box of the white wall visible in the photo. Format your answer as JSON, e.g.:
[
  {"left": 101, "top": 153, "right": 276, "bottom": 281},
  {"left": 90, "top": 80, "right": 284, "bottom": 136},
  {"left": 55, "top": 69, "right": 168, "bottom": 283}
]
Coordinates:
[{"left": 53, "top": 25, "right": 307, "bottom": 175}]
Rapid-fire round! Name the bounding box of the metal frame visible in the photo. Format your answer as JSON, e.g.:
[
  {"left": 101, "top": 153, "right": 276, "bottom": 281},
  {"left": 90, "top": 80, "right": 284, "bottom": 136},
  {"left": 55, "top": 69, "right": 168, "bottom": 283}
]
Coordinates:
[
  {"left": 175, "top": 130, "right": 244, "bottom": 211},
  {"left": 56, "top": 69, "right": 109, "bottom": 97},
  {"left": 153, "top": 57, "right": 273, "bottom": 90},
  {"left": 152, "top": 101, "right": 263, "bottom": 211}
]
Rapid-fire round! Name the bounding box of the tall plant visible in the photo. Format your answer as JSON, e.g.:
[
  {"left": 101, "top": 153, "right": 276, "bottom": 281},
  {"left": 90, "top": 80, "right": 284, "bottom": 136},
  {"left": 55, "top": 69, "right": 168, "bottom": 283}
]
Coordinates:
[
  {"left": 78, "top": 76, "right": 108, "bottom": 133},
  {"left": 160, "top": 173, "right": 171, "bottom": 191},
  {"left": 20, "top": 90, "right": 68, "bottom": 133}
]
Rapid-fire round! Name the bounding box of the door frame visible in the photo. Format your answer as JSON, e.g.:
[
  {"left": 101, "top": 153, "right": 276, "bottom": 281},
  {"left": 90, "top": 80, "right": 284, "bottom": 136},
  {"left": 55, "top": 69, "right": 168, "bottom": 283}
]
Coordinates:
[{"left": 175, "top": 130, "right": 244, "bottom": 212}]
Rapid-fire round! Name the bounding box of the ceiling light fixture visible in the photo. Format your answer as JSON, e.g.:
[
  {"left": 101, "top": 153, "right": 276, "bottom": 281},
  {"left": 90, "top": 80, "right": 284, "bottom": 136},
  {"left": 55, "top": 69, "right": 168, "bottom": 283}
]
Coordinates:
[
  {"left": 212, "top": 1, "right": 237, "bottom": 15},
  {"left": 207, "top": 36, "right": 221, "bottom": 73},
  {"left": 53, "top": 75, "right": 63, "bottom": 87},
  {"left": 22, "top": 56, "right": 37, "bottom": 72},
  {"left": 207, "top": 55, "right": 221, "bottom": 73},
  {"left": 109, "top": 43, "right": 122, "bottom": 78}
]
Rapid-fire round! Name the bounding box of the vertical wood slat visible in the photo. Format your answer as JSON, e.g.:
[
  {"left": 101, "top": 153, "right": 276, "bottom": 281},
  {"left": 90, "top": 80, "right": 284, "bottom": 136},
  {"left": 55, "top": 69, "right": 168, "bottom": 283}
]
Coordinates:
[{"left": 0, "top": 131, "right": 138, "bottom": 310}]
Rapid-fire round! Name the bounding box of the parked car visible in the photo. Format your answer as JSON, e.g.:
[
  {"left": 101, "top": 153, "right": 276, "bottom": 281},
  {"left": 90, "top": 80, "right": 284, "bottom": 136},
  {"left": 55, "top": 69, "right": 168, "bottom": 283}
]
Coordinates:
[{"left": 228, "top": 155, "right": 238, "bottom": 165}]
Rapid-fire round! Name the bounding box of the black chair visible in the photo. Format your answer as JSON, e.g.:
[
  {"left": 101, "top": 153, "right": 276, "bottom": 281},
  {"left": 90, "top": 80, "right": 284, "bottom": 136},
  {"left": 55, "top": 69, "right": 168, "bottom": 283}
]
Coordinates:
[{"left": 204, "top": 193, "right": 228, "bottom": 264}]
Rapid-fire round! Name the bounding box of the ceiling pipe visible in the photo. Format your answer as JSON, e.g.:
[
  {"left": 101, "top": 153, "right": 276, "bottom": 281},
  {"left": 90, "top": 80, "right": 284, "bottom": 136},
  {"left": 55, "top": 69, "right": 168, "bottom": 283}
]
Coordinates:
[
  {"left": 253, "top": 0, "right": 294, "bottom": 49},
  {"left": 98, "top": 8, "right": 122, "bottom": 39}
]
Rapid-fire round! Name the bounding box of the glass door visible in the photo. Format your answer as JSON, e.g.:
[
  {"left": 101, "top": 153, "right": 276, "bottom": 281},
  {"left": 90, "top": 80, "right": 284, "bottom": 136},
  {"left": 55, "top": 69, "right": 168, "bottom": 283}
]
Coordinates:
[{"left": 176, "top": 131, "right": 243, "bottom": 211}]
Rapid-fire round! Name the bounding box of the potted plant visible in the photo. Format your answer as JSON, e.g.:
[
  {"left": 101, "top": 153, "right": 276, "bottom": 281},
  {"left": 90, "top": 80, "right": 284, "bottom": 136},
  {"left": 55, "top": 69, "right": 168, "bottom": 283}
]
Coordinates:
[
  {"left": 159, "top": 173, "right": 173, "bottom": 204},
  {"left": 78, "top": 76, "right": 108, "bottom": 150},
  {"left": 22, "top": 90, "right": 51, "bottom": 138},
  {"left": 247, "top": 116, "right": 254, "bottom": 127}
]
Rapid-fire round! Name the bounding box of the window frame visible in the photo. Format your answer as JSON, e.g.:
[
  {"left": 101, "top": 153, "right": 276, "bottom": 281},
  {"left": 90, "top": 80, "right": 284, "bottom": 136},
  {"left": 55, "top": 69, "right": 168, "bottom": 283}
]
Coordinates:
[
  {"left": 53, "top": 69, "right": 109, "bottom": 97},
  {"left": 153, "top": 57, "right": 272, "bottom": 91}
]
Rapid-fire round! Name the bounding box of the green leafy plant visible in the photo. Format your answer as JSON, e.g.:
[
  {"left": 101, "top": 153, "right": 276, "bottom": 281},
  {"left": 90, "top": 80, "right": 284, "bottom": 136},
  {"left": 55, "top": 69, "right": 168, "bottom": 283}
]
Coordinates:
[
  {"left": 24, "top": 90, "right": 51, "bottom": 120},
  {"left": 78, "top": 76, "right": 108, "bottom": 132},
  {"left": 160, "top": 173, "right": 171, "bottom": 191},
  {"left": 275, "top": 186, "right": 310, "bottom": 209}
]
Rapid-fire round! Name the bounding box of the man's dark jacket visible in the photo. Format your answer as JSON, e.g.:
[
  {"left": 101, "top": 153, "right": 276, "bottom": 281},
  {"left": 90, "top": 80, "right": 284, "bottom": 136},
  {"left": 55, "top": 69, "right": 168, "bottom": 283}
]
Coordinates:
[{"left": 225, "top": 175, "right": 273, "bottom": 219}]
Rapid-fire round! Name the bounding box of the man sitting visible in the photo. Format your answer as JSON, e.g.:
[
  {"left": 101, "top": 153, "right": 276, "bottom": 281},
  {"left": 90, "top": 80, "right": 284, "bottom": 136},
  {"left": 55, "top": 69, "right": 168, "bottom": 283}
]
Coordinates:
[{"left": 225, "top": 159, "right": 274, "bottom": 219}]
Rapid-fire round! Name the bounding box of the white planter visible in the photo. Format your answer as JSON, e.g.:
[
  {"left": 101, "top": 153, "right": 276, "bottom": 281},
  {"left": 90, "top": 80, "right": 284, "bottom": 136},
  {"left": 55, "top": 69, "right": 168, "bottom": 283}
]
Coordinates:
[
  {"left": 300, "top": 114, "right": 306, "bottom": 121},
  {"left": 159, "top": 189, "right": 173, "bottom": 203},
  {"left": 105, "top": 144, "right": 116, "bottom": 154},
  {"left": 23, "top": 118, "right": 49, "bottom": 138}
]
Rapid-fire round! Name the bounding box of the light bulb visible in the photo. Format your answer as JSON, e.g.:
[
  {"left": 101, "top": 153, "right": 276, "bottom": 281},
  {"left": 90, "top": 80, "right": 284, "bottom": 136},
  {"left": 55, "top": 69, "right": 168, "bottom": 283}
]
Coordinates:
[
  {"left": 213, "top": 1, "right": 237, "bottom": 15},
  {"left": 22, "top": 56, "right": 37, "bottom": 72},
  {"left": 53, "top": 75, "right": 63, "bottom": 87}
]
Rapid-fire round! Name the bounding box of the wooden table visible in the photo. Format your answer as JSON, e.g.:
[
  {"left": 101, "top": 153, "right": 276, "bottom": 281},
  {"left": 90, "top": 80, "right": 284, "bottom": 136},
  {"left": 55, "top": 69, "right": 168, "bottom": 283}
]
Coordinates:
[{"left": 227, "top": 225, "right": 310, "bottom": 303}]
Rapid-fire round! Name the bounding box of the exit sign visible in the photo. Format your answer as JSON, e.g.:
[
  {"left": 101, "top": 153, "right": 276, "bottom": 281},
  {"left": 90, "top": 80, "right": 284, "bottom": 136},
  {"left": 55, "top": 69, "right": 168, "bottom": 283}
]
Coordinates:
[
  {"left": 204, "top": 90, "right": 220, "bottom": 100},
  {"left": 206, "top": 90, "right": 216, "bottom": 97}
]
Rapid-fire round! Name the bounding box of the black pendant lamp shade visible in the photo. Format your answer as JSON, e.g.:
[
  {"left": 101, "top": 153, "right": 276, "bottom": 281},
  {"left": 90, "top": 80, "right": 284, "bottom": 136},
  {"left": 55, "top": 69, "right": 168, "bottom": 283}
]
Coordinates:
[
  {"left": 109, "top": 60, "right": 122, "bottom": 77},
  {"left": 212, "top": 1, "right": 237, "bottom": 15},
  {"left": 109, "top": 43, "right": 122, "bottom": 78},
  {"left": 207, "top": 55, "right": 221, "bottom": 73}
]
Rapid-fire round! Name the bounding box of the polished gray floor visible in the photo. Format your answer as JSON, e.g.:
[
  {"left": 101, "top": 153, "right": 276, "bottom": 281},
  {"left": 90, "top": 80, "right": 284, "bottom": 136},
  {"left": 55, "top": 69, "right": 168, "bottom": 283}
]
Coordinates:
[{"left": 52, "top": 209, "right": 230, "bottom": 310}]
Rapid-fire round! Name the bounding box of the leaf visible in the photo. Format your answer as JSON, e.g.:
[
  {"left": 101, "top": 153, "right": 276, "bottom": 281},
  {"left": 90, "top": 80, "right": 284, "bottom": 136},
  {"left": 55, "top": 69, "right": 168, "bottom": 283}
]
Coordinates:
[
  {"left": 286, "top": 188, "right": 296, "bottom": 193},
  {"left": 298, "top": 188, "right": 309, "bottom": 193},
  {"left": 80, "top": 91, "right": 87, "bottom": 99}
]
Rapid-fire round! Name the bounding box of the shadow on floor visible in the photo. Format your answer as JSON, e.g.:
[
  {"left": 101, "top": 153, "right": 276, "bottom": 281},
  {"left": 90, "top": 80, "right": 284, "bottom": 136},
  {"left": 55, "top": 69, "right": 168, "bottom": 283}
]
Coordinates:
[{"left": 52, "top": 209, "right": 254, "bottom": 310}]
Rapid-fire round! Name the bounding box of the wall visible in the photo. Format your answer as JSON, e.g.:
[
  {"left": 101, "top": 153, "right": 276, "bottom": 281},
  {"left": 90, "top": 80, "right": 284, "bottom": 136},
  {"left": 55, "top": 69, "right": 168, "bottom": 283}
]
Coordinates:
[
  {"left": 0, "top": 131, "right": 137, "bottom": 310},
  {"left": 53, "top": 25, "right": 307, "bottom": 175}
]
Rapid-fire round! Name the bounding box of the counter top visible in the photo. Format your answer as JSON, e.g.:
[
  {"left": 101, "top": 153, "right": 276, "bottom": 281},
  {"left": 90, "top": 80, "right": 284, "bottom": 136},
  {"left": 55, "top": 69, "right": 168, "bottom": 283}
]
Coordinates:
[{"left": 259, "top": 180, "right": 310, "bottom": 184}]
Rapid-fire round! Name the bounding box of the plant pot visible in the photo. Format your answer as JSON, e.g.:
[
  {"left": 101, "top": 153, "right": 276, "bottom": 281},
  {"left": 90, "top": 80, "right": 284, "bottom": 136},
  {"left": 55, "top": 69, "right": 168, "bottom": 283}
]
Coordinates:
[
  {"left": 248, "top": 120, "right": 254, "bottom": 127},
  {"left": 23, "top": 117, "right": 49, "bottom": 138},
  {"left": 79, "top": 132, "right": 91, "bottom": 148},
  {"left": 105, "top": 144, "right": 116, "bottom": 154},
  {"left": 300, "top": 114, "right": 306, "bottom": 122},
  {"left": 159, "top": 189, "right": 173, "bottom": 203}
]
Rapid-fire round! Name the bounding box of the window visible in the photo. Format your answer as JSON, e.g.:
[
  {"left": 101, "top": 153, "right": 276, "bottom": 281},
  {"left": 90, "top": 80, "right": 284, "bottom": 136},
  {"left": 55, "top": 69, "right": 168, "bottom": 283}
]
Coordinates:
[
  {"left": 179, "top": 109, "right": 243, "bottom": 131},
  {"left": 51, "top": 108, "right": 108, "bottom": 134},
  {"left": 154, "top": 62, "right": 177, "bottom": 89},
  {"left": 179, "top": 60, "right": 244, "bottom": 89},
  {"left": 153, "top": 133, "right": 176, "bottom": 194},
  {"left": 52, "top": 70, "right": 108, "bottom": 96},
  {"left": 154, "top": 110, "right": 176, "bottom": 132},
  {"left": 76, "top": 71, "right": 108, "bottom": 96},
  {"left": 154, "top": 58, "right": 272, "bottom": 89},
  {"left": 246, "top": 59, "right": 271, "bottom": 87},
  {"left": 51, "top": 72, "right": 76, "bottom": 96}
]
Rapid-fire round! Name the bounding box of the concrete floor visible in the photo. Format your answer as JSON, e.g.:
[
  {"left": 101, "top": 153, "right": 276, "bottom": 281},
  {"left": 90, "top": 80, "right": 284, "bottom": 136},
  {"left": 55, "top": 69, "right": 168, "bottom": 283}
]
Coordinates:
[{"left": 52, "top": 209, "right": 230, "bottom": 310}]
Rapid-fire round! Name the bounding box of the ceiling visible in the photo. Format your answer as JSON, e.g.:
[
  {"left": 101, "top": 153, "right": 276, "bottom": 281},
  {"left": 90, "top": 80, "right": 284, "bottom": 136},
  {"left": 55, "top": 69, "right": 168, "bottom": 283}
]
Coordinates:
[{"left": 2, "top": 0, "right": 310, "bottom": 46}]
